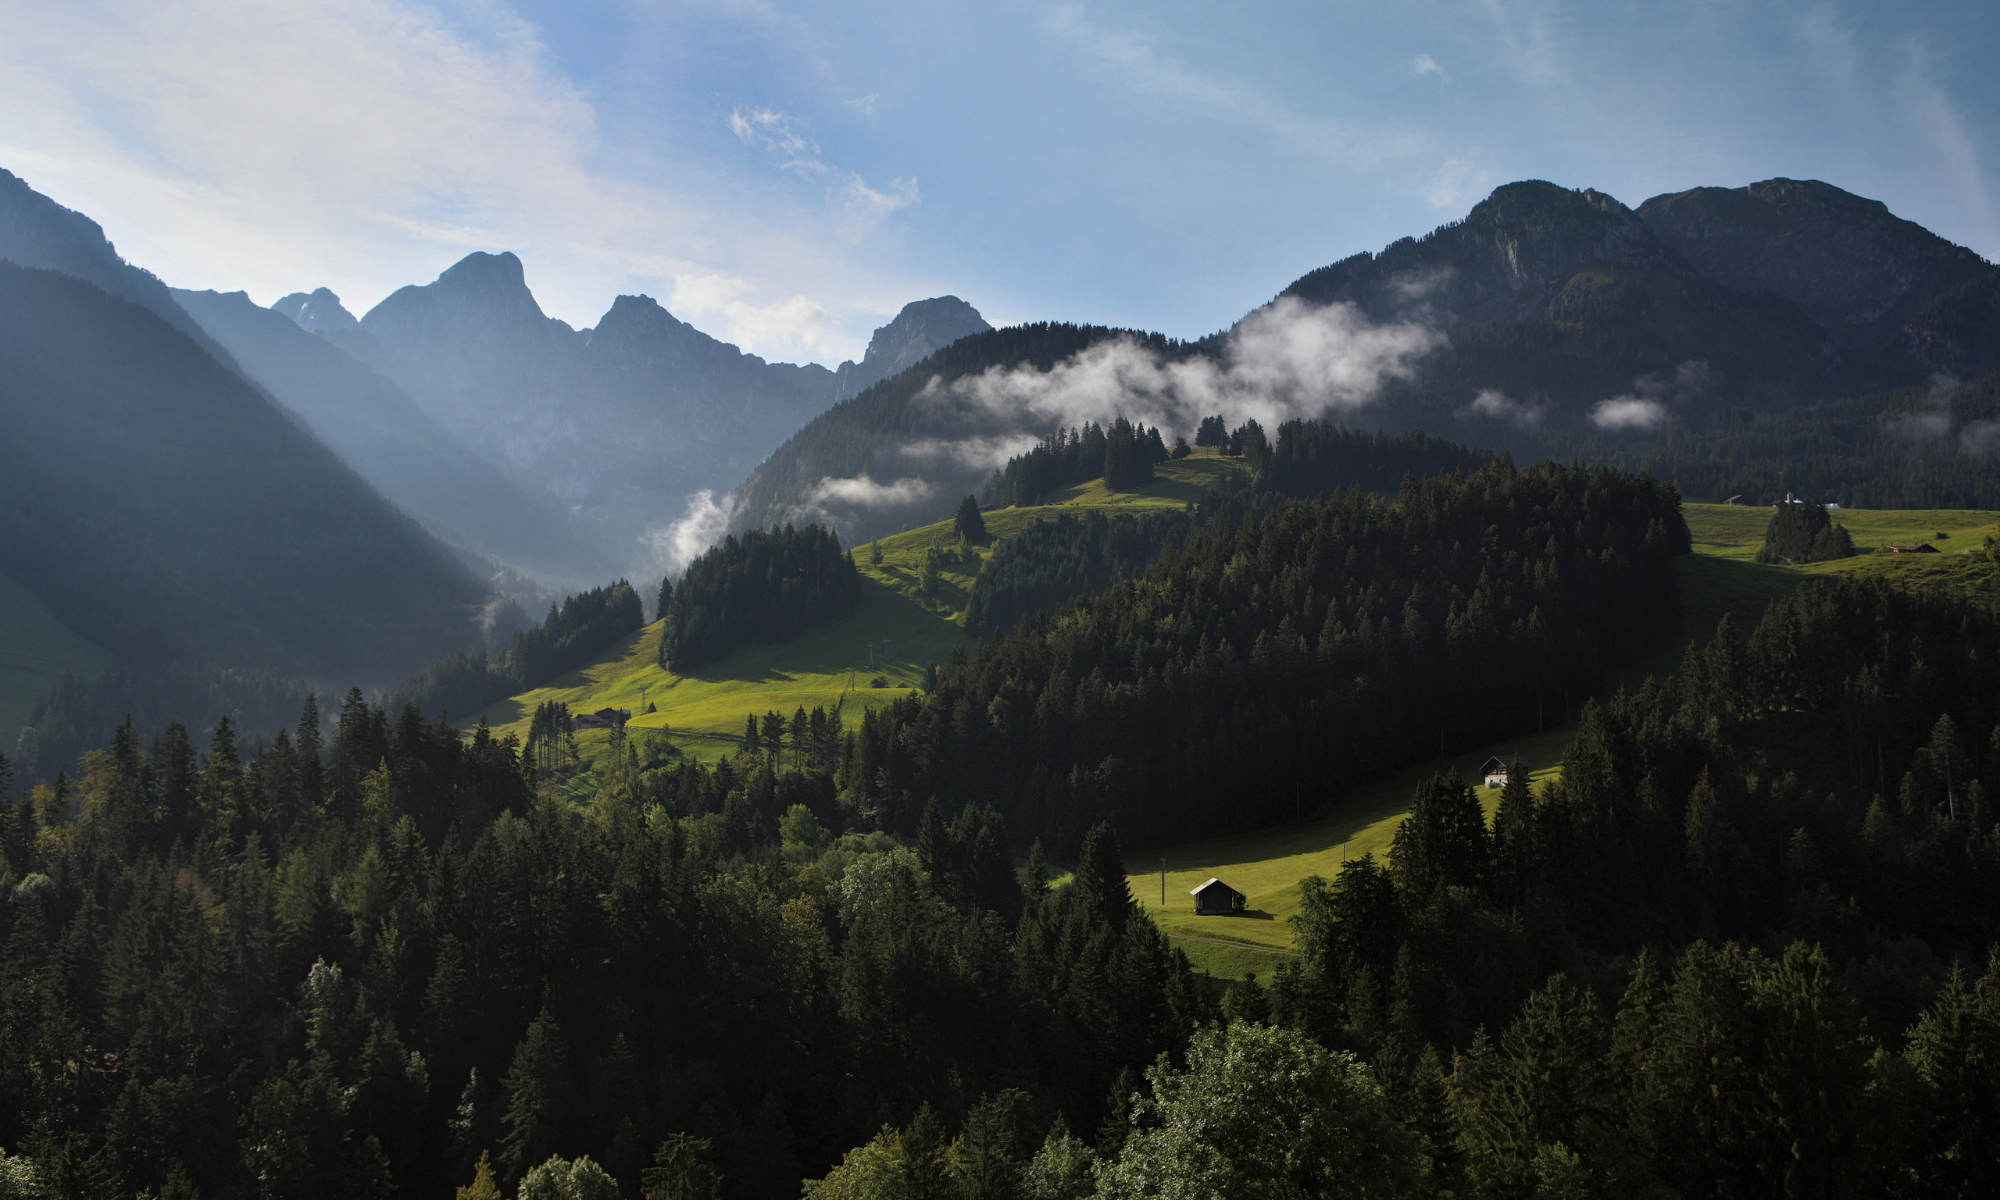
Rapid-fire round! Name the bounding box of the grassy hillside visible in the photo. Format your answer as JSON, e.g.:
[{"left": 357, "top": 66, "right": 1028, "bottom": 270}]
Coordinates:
[
  {"left": 1127, "top": 726, "right": 1577, "bottom": 979},
  {"left": 0, "top": 572, "right": 115, "bottom": 734},
  {"left": 479, "top": 469, "right": 1992, "bottom": 983},
  {"left": 1143, "top": 499, "right": 1998, "bottom": 981},
  {"left": 475, "top": 455, "right": 1252, "bottom": 767}
]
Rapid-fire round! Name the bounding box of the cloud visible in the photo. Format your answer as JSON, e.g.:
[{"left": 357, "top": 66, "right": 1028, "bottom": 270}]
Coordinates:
[
  {"left": 0, "top": 0, "right": 917, "bottom": 361},
  {"left": 844, "top": 94, "right": 880, "bottom": 116},
  {"left": 726, "top": 104, "right": 920, "bottom": 240},
  {"left": 1425, "top": 158, "right": 1486, "bottom": 209},
  {"left": 1885, "top": 373, "right": 1958, "bottom": 441},
  {"left": 808, "top": 474, "right": 939, "bottom": 510},
  {"left": 1462, "top": 387, "right": 1544, "bottom": 426},
  {"left": 1414, "top": 54, "right": 1445, "bottom": 77},
  {"left": 900, "top": 435, "right": 1042, "bottom": 472},
  {"left": 939, "top": 295, "right": 1443, "bottom": 435},
  {"left": 1960, "top": 419, "right": 2000, "bottom": 457},
  {"left": 1589, "top": 397, "right": 1669, "bottom": 431},
  {"left": 1042, "top": 6, "right": 1424, "bottom": 170},
  {"left": 642, "top": 489, "right": 738, "bottom": 577},
  {"left": 669, "top": 272, "right": 843, "bottom": 360},
  {"left": 1585, "top": 359, "right": 1711, "bottom": 431}
]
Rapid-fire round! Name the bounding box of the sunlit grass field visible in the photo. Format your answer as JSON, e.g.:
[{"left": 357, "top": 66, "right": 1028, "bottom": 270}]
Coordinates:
[
  {"left": 1127, "top": 726, "right": 1576, "bottom": 978},
  {"left": 478, "top": 476, "right": 1994, "bottom": 983},
  {"left": 475, "top": 454, "right": 1252, "bottom": 763}
]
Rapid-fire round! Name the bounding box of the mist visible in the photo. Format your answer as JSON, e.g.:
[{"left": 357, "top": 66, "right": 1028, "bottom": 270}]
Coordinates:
[{"left": 932, "top": 296, "right": 1442, "bottom": 437}]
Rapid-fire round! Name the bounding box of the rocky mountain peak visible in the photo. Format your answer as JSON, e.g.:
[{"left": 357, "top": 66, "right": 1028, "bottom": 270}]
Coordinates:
[
  {"left": 835, "top": 295, "right": 991, "bottom": 399},
  {"left": 1282, "top": 180, "right": 1690, "bottom": 328},
  {"left": 1637, "top": 178, "right": 1986, "bottom": 333},
  {"left": 271, "top": 286, "right": 358, "bottom": 333}
]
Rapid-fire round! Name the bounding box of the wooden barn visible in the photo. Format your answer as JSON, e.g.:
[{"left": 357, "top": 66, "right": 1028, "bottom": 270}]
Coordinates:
[
  {"left": 1190, "top": 878, "right": 1243, "bottom": 916},
  {"left": 1479, "top": 754, "right": 1533, "bottom": 788}
]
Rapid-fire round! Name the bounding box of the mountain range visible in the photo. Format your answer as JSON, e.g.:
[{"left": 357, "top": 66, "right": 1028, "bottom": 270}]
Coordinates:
[
  {"left": 3, "top": 163, "right": 1997, "bottom": 732},
  {"left": 732, "top": 178, "right": 2000, "bottom": 541},
  {"left": 268, "top": 251, "right": 989, "bottom": 571}
]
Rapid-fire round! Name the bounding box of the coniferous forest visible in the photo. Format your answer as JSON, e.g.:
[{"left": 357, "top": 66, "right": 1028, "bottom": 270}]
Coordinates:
[
  {"left": 657, "top": 526, "right": 861, "bottom": 673},
  {"left": 10, "top": 152, "right": 2000, "bottom": 1200}
]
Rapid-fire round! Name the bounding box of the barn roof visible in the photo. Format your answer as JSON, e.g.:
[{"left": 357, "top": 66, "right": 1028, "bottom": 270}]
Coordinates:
[
  {"left": 1479, "top": 754, "right": 1533, "bottom": 774},
  {"left": 1189, "top": 877, "right": 1236, "bottom": 896}
]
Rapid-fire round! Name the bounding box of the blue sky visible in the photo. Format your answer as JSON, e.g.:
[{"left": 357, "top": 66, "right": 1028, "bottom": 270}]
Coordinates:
[{"left": 2, "top": 0, "right": 1994, "bottom": 365}]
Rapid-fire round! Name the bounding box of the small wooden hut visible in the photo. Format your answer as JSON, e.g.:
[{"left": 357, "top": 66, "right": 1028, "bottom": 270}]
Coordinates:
[{"left": 1190, "top": 878, "right": 1243, "bottom": 916}]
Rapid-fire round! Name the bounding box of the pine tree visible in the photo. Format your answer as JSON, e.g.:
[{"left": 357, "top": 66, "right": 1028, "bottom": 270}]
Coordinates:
[
  {"left": 499, "top": 1010, "right": 569, "bottom": 1181},
  {"left": 954, "top": 495, "right": 989, "bottom": 543},
  {"left": 1071, "top": 821, "right": 1133, "bottom": 933}
]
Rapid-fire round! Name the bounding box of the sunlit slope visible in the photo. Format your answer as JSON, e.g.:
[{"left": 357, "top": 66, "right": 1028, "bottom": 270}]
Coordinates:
[
  {"left": 1126, "top": 727, "right": 1576, "bottom": 972},
  {"left": 477, "top": 454, "right": 1251, "bottom": 758},
  {"left": 1131, "top": 501, "right": 1999, "bottom": 982}
]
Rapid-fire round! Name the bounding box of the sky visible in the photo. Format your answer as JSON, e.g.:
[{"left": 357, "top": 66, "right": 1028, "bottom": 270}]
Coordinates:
[{"left": 2, "top": 0, "right": 1995, "bottom": 367}]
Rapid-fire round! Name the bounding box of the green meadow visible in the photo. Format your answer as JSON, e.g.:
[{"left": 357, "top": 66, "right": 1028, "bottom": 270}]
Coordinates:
[
  {"left": 475, "top": 454, "right": 1252, "bottom": 765},
  {"left": 476, "top": 475, "right": 1995, "bottom": 983}
]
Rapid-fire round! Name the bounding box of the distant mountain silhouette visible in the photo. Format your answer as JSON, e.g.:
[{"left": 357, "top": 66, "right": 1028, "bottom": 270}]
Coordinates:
[
  {"left": 173, "top": 286, "right": 616, "bottom": 587},
  {"left": 0, "top": 261, "right": 489, "bottom": 682},
  {"left": 321, "top": 253, "right": 990, "bottom": 567},
  {"left": 0, "top": 168, "right": 254, "bottom": 377}
]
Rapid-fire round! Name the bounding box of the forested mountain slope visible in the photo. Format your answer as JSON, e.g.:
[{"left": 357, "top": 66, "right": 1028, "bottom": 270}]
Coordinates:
[
  {"left": 0, "top": 168, "right": 240, "bottom": 369},
  {"left": 735, "top": 177, "right": 2000, "bottom": 539},
  {"left": 172, "top": 286, "right": 614, "bottom": 586},
  {"left": 0, "top": 262, "right": 489, "bottom": 683}
]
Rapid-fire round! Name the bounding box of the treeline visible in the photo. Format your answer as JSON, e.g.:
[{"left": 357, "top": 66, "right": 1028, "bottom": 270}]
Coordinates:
[
  {"left": 658, "top": 525, "right": 859, "bottom": 673},
  {"left": 981, "top": 418, "right": 1169, "bottom": 508},
  {"left": 1259, "top": 419, "right": 1495, "bottom": 498},
  {"left": 13, "top": 663, "right": 311, "bottom": 789},
  {"left": 0, "top": 690, "right": 1208, "bottom": 1199},
  {"left": 851, "top": 461, "right": 1690, "bottom": 848},
  {"left": 733, "top": 323, "right": 1190, "bottom": 536},
  {"left": 1202, "top": 572, "right": 2000, "bottom": 1194},
  {"left": 389, "top": 581, "right": 644, "bottom": 718},
  {"left": 962, "top": 509, "right": 1194, "bottom": 638}
]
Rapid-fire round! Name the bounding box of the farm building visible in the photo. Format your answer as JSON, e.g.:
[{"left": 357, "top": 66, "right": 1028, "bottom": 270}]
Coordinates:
[
  {"left": 1189, "top": 878, "right": 1243, "bottom": 916},
  {"left": 1886, "top": 544, "right": 1939, "bottom": 554},
  {"left": 572, "top": 707, "right": 631, "bottom": 730},
  {"left": 1479, "top": 754, "right": 1533, "bottom": 788}
]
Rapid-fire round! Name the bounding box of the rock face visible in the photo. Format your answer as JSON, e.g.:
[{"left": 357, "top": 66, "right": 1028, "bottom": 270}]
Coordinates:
[
  {"left": 331, "top": 253, "right": 992, "bottom": 572},
  {"left": 831, "top": 296, "right": 992, "bottom": 400},
  {"left": 1283, "top": 181, "right": 1695, "bottom": 327},
  {"left": 271, "top": 286, "right": 361, "bottom": 335}
]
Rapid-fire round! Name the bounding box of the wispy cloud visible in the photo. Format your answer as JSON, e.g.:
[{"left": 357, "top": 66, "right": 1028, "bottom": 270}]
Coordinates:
[
  {"left": 0, "top": 0, "right": 916, "bottom": 361},
  {"left": 1042, "top": 6, "right": 1425, "bottom": 170},
  {"left": 727, "top": 104, "right": 920, "bottom": 238},
  {"left": 1414, "top": 54, "right": 1445, "bottom": 77}
]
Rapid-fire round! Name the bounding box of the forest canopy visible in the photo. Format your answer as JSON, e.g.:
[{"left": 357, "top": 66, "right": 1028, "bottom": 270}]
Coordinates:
[{"left": 658, "top": 524, "right": 860, "bottom": 673}]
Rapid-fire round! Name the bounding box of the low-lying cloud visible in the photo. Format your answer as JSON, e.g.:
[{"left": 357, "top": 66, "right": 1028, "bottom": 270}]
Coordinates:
[
  {"left": 1588, "top": 359, "right": 1711, "bottom": 433},
  {"left": 900, "top": 434, "right": 1043, "bottom": 472},
  {"left": 933, "top": 295, "right": 1443, "bottom": 436},
  {"left": 1462, "top": 387, "right": 1544, "bottom": 426},
  {"left": 1590, "top": 397, "right": 1669, "bottom": 431},
  {"left": 642, "top": 488, "right": 737, "bottom": 578},
  {"left": 808, "top": 474, "right": 938, "bottom": 509}
]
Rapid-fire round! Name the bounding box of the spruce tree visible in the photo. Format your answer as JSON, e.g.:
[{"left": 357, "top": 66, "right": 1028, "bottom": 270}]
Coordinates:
[
  {"left": 954, "top": 494, "right": 989, "bottom": 543},
  {"left": 499, "top": 1010, "right": 569, "bottom": 1181}
]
